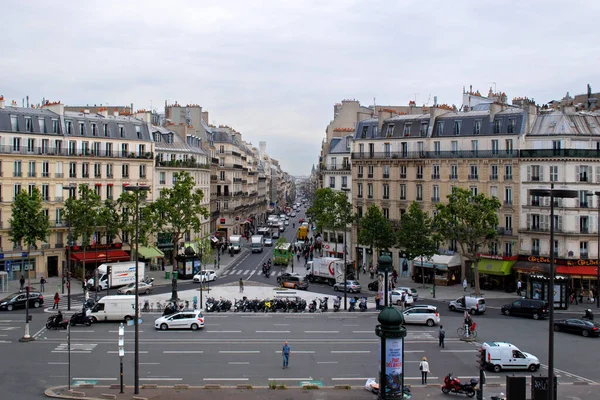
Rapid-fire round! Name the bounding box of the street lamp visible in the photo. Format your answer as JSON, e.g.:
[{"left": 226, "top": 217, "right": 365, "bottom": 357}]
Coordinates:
[
  {"left": 595, "top": 192, "right": 600, "bottom": 310},
  {"left": 530, "top": 184, "right": 578, "bottom": 400},
  {"left": 123, "top": 184, "right": 150, "bottom": 395},
  {"left": 341, "top": 187, "right": 351, "bottom": 310},
  {"left": 62, "top": 184, "right": 77, "bottom": 311}
]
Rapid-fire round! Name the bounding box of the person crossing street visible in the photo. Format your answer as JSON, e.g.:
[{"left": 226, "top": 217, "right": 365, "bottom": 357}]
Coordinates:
[{"left": 282, "top": 341, "right": 291, "bottom": 369}]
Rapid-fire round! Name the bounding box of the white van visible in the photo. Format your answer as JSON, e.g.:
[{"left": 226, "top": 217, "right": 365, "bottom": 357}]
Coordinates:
[
  {"left": 482, "top": 341, "right": 540, "bottom": 373},
  {"left": 89, "top": 295, "right": 137, "bottom": 322},
  {"left": 448, "top": 295, "right": 486, "bottom": 315},
  {"left": 229, "top": 235, "right": 242, "bottom": 253},
  {"left": 251, "top": 235, "right": 264, "bottom": 253}
]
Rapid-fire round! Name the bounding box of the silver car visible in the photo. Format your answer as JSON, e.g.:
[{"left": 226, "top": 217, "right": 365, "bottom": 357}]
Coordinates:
[
  {"left": 117, "top": 281, "right": 153, "bottom": 295},
  {"left": 333, "top": 280, "right": 361, "bottom": 293}
]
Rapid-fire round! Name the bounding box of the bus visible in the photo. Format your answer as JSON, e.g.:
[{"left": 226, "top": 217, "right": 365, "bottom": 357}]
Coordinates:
[{"left": 273, "top": 242, "right": 292, "bottom": 266}]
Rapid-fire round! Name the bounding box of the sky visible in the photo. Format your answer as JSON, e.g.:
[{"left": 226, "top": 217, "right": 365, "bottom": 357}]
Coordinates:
[{"left": 1, "top": 0, "right": 599, "bottom": 176}]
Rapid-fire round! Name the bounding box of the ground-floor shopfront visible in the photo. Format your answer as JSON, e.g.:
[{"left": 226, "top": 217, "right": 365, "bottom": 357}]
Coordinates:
[
  {"left": 413, "top": 253, "right": 462, "bottom": 286},
  {"left": 468, "top": 255, "right": 518, "bottom": 292}
]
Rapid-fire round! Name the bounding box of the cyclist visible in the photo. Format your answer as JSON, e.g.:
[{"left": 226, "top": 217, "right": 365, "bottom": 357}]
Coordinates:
[{"left": 464, "top": 313, "right": 473, "bottom": 337}]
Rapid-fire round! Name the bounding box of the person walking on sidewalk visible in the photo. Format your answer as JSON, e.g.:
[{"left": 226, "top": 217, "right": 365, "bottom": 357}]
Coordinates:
[
  {"left": 463, "top": 278, "right": 468, "bottom": 292},
  {"left": 19, "top": 275, "right": 25, "bottom": 292},
  {"left": 516, "top": 279, "right": 522, "bottom": 296},
  {"left": 53, "top": 292, "right": 60, "bottom": 309},
  {"left": 239, "top": 278, "right": 244, "bottom": 293},
  {"left": 40, "top": 276, "right": 46, "bottom": 293},
  {"left": 282, "top": 341, "right": 291, "bottom": 369},
  {"left": 438, "top": 325, "right": 445, "bottom": 348},
  {"left": 419, "top": 357, "right": 430, "bottom": 384}
]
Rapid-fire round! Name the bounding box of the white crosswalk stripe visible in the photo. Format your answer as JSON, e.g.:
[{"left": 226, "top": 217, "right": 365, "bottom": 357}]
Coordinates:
[{"left": 236, "top": 270, "right": 243, "bottom": 275}]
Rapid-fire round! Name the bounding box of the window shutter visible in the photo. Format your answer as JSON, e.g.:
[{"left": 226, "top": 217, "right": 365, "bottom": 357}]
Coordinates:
[
  {"left": 576, "top": 165, "right": 580, "bottom": 181},
  {"left": 557, "top": 216, "right": 563, "bottom": 232},
  {"left": 526, "top": 214, "right": 531, "bottom": 229},
  {"left": 539, "top": 166, "right": 544, "bottom": 182},
  {"left": 527, "top": 166, "right": 531, "bottom": 181}
]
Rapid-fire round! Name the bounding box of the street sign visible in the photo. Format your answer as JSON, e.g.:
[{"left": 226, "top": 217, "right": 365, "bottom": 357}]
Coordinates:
[
  {"left": 73, "top": 380, "right": 98, "bottom": 386},
  {"left": 299, "top": 380, "right": 323, "bottom": 388}
]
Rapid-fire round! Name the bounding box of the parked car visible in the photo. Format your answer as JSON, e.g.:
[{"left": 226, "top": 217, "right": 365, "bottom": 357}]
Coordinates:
[
  {"left": 0, "top": 292, "right": 44, "bottom": 311},
  {"left": 333, "top": 280, "right": 361, "bottom": 293},
  {"left": 501, "top": 299, "right": 548, "bottom": 320},
  {"left": 402, "top": 305, "right": 440, "bottom": 326},
  {"left": 396, "top": 286, "right": 419, "bottom": 301},
  {"left": 390, "top": 290, "right": 414, "bottom": 306},
  {"left": 280, "top": 275, "right": 309, "bottom": 290},
  {"left": 155, "top": 311, "right": 205, "bottom": 331},
  {"left": 193, "top": 270, "right": 217, "bottom": 283},
  {"left": 554, "top": 319, "right": 600, "bottom": 337},
  {"left": 448, "top": 295, "right": 486, "bottom": 315},
  {"left": 367, "top": 280, "right": 379, "bottom": 291},
  {"left": 117, "top": 281, "right": 153, "bottom": 295}
]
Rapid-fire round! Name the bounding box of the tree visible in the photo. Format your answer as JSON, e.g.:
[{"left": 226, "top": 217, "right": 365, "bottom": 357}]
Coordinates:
[
  {"left": 113, "top": 192, "right": 158, "bottom": 248},
  {"left": 434, "top": 187, "right": 501, "bottom": 296},
  {"left": 397, "top": 201, "right": 438, "bottom": 286},
  {"left": 307, "top": 188, "right": 337, "bottom": 234},
  {"left": 65, "top": 185, "right": 101, "bottom": 286},
  {"left": 356, "top": 204, "right": 395, "bottom": 263},
  {"left": 154, "top": 171, "right": 210, "bottom": 267},
  {"left": 9, "top": 187, "right": 50, "bottom": 340}
]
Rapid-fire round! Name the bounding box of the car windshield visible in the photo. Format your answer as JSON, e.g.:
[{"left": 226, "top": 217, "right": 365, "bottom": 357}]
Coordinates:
[{"left": 1, "top": 294, "right": 16, "bottom": 302}]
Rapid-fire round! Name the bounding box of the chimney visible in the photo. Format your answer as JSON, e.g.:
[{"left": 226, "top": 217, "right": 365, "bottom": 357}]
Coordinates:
[
  {"left": 0, "top": 95, "right": 5, "bottom": 109},
  {"left": 41, "top": 101, "right": 64, "bottom": 116},
  {"left": 113, "top": 108, "right": 119, "bottom": 117},
  {"left": 98, "top": 108, "right": 108, "bottom": 118}
]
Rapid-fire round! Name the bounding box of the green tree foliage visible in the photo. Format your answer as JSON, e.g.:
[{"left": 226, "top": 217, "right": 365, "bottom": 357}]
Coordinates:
[
  {"left": 9, "top": 188, "right": 50, "bottom": 278},
  {"left": 114, "top": 191, "right": 157, "bottom": 247},
  {"left": 434, "top": 187, "right": 501, "bottom": 295},
  {"left": 397, "top": 201, "right": 438, "bottom": 282},
  {"left": 356, "top": 204, "right": 395, "bottom": 259},
  {"left": 154, "top": 171, "right": 209, "bottom": 267},
  {"left": 307, "top": 188, "right": 337, "bottom": 233}
]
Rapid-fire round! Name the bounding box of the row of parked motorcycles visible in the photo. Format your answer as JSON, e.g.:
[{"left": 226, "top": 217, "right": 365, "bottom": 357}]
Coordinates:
[
  {"left": 204, "top": 296, "right": 369, "bottom": 313},
  {"left": 205, "top": 297, "right": 233, "bottom": 312}
]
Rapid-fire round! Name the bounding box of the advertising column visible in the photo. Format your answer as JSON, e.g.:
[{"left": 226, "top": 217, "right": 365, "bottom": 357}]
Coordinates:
[{"left": 378, "top": 338, "right": 404, "bottom": 396}]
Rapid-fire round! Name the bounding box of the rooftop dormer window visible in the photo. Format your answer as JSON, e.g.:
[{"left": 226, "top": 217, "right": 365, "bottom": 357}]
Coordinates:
[
  {"left": 119, "top": 125, "right": 124, "bottom": 138},
  {"left": 437, "top": 121, "right": 444, "bottom": 135},
  {"left": 420, "top": 122, "right": 428, "bottom": 136},
  {"left": 493, "top": 119, "right": 502, "bottom": 134},
  {"left": 66, "top": 121, "right": 73, "bottom": 135},
  {"left": 361, "top": 126, "right": 368, "bottom": 138},
  {"left": 473, "top": 120, "right": 481, "bottom": 135},
  {"left": 386, "top": 124, "right": 394, "bottom": 138},
  {"left": 103, "top": 124, "right": 109, "bottom": 137},
  {"left": 507, "top": 119, "right": 516, "bottom": 133},
  {"left": 135, "top": 125, "right": 141, "bottom": 139},
  {"left": 79, "top": 122, "right": 85, "bottom": 135},
  {"left": 10, "top": 115, "right": 18, "bottom": 131},
  {"left": 453, "top": 120, "right": 461, "bottom": 135},
  {"left": 91, "top": 123, "right": 97, "bottom": 136},
  {"left": 403, "top": 123, "right": 411, "bottom": 136},
  {"left": 25, "top": 117, "right": 33, "bottom": 132}
]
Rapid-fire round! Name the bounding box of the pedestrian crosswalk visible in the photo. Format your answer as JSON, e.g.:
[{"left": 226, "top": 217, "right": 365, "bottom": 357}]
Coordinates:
[{"left": 219, "top": 269, "right": 288, "bottom": 277}]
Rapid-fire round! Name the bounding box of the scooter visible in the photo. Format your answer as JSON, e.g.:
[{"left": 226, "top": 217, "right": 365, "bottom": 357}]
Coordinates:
[
  {"left": 333, "top": 296, "right": 341, "bottom": 312},
  {"left": 46, "top": 314, "right": 69, "bottom": 330},
  {"left": 441, "top": 373, "right": 478, "bottom": 397},
  {"left": 70, "top": 309, "right": 93, "bottom": 327},
  {"left": 308, "top": 299, "right": 317, "bottom": 313},
  {"left": 359, "top": 297, "right": 368, "bottom": 311},
  {"left": 319, "top": 297, "right": 328, "bottom": 312},
  {"left": 349, "top": 297, "right": 357, "bottom": 312},
  {"left": 582, "top": 309, "right": 594, "bottom": 320}
]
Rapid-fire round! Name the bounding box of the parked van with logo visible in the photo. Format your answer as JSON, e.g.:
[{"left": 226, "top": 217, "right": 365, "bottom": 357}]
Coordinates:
[{"left": 448, "top": 295, "right": 486, "bottom": 315}]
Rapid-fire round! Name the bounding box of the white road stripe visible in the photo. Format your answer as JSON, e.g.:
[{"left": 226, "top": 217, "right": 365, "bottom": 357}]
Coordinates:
[
  {"left": 268, "top": 378, "right": 313, "bottom": 381},
  {"left": 317, "top": 361, "right": 338, "bottom": 364},
  {"left": 48, "top": 362, "right": 68, "bottom": 365},
  {"left": 274, "top": 351, "right": 314, "bottom": 354},
  {"left": 352, "top": 331, "right": 372, "bottom": 333},
  {"left": 140, "top": 378, "right": 182, "bottom": 381},
  {"left": 228, "top": 362, "right": 250, "bottom": 365},
  {"left": 441, "top": 350, "right": 477, "bottom": 353},
  {"left": 52, "top": 351, "right": 91, "bottom": 353},
  {"left": 331, "top": 350, "right": 370, "bottom": 354},
  {"left": 404, "top": 350, "right": 425, "bottom": 353},
  {"left": 273, "top": 324, "right": 290, "bottom": 326},
  {"left": 203, "top": 378, "right": 249, "bottom": 381},
  {"left": 219, "top": 350, "right": 260, "bottom": 354},
  {"left": 73, "top": 378, "right": 117, "bottom": 381},
  {"left": 107, "top": 351, "right": 148, "bottom": 354},
  {"left": 140, "top": 363, "right": 160, "bottom": 365},
  {"left": 236, "top": 270, "right": 243, "bottom": 275},
  {"left": 206, "top": 330, "right": 242, "bottom": 333},
  {"left": 163, "top": 351, "right": 203, "bottom": 354},
  {"left": 108, "top": 330, "right": 144, "bottom": 333},
  {"left": 256, "top": 330, "right": 290, "bottom": 333},
  {"left": 305, "top": 331, "right": 338, "bottom": 333}
]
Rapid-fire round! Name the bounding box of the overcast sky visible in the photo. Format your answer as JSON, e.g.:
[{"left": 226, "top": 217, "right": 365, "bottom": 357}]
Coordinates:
[{"left": 2, "top": 1, "right": 598, "bottom": 176}]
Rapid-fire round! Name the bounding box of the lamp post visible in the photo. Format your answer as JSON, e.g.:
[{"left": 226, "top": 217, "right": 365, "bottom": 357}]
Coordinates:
[
  {"left": 530, "top": 185, "right": 578, "bottom": 400},
  {"left": 596, "top": 192, "right": 600, "bottom": 309},
  {"left": 62, "top": 185, "right": 77, "bottom": 311},
  {"left": 341, "top": 187, "right": 351, "bottom": 310},
  {"left": 123, "top": 184, "right": 150, "bottom": 395}
]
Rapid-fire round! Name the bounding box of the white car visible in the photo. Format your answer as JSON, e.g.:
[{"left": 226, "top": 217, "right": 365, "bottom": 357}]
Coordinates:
[
  {"left": 402, "top": 305, "right": 440, "bottom": 327},
  {"left": 193, "top": 270, "right": 217, "bottom": 283},
  {"left": 284, "top": 220, "right": 290, "bottom": 226},
  {"left": 396, "top": 286, "right": 419, "bottom": 301},
  {"left": 117, "top": 281, "right": 153, "bottom": 295},
  {"left": 389, "top": 290, "right": 414, "bottom": 306},
  {"left": 264, "top": 237, "right": 273, "bottom": 246},
  {"left": 291, "top": 212, "right": 296, "bottom": 217},
  {"left": 155, "top": 311, "right": 205, "bottom": 331}
]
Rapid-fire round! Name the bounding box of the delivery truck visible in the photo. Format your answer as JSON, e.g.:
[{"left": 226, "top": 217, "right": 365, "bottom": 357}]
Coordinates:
[
  {"left": 86, "top": 261, "right": 145, "bottom": 291},
  {"left": 297, "top": 225, "right": 308, "bottom": 240},
  {"left": 305, "top": 257, "right": 345, "bottom": 286},
  {"left": 251, "top": 235, "right": 264, "bottom": 253},
  {"left": 89, "top": 295, "right": 137, "bottom": 322},
  {"left": 229, "top": 235, "right": 242, "bottom": 253}
]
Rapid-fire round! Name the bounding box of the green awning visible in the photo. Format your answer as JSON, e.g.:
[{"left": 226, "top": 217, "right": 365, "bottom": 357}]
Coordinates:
[
  {"left": 133, "top": 246, "right": 164, "bottom": 259},
  {"left": 473, "top": 259, "right": 515, "bottom": 276}
]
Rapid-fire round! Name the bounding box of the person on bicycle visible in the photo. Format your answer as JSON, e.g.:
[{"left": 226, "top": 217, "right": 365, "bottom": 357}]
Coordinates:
[{"left": 464, "top": 313, "right": 473, "bottom": 337}]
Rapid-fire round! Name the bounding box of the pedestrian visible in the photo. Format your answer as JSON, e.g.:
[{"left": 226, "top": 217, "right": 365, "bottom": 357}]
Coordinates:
[
  {"left": 375, "top": 293, "right": 381, "bottom": 310},
  {"left": 419, "top": 357, "right": 430, "bottom": 384},
  {"left": 362, "top": 262, "right": 366, "bottom": 275},
  {"left": 239, "top": 278, "right": 244, "bottom": 293},
  {"left": 463, "top": 278, "right": 468, "bottom": 292},
  {"left": 53, "top": 292, "right": 60, "bottom": 309},
  {"left": 574, "top": 287, "right": 579, "bottom": 305},
  {"left": 516, "top": 279, "right": 522, "bottom": 296},
  {"left": 402, "top": 259, "right": 409, "bottom": 277},
  {"left": 369, "top": 265, "right": 374, "bottom": 279},
  {"left": 400, "top": 292, "right": 406, "bottom": 310},
  {"left": 19, "top": 275, "right": 25, "bottom": 291},
  {"left": 282, "top": 341, "right": 291, "bottom": 369},
  {"left": 438, "top": 325, "right": 445, "bottom": 348},
  {"left": 40, "top": 276, "right": 46, "bottom": 292}
]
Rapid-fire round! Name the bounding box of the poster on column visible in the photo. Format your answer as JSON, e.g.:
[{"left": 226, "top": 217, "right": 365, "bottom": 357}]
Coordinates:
[{"left": 378, "top": 338, "right": 403, "bottom": 395}]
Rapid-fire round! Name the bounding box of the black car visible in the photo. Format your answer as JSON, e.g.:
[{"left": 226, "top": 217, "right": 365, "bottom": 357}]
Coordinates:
[
  {"left": 0, "top": 292, "right": 44, "bottom": 311},
  {"left": 501, "top": 299, "right": 548, "bottom": 320},
  {"left": 554, "top": 319, "right": 600, "bottom": 337},
  {"left": 367, "top": 280, "right": 379, "bottom": 291}
]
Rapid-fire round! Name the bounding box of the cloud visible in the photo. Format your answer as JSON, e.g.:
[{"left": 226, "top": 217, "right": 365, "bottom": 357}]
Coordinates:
[{"left": 1, "top": 0, "right": 599, "bottom": 175}]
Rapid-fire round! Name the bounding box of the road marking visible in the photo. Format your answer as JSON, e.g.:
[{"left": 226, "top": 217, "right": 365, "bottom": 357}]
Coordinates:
[
  {"left": 52, "top": 351, "right": 91, "bottom": 353},
  {"left": 241, "top": 316, "right": 271, "bottom": 318},
  {"left": 328, "top": 316, "right": 357, "bottom": 319},
  {"left": 305, "top": 331, "right": 339, "bottom": 333},
  {"left": 140, "top": 378, "right": 182, "bottom": 381},
  {"left": 206, "top": 330, "right": 242, "bottom": 333},
  {"left": 441, "top": 350, "right": 477, "bottom": 353},
  {"left": 0, "top": 340, "right": 12, "bottom": 343},
  {"left": 404, "top": 350, "right": 425, "bottom": 353},
  {"left": 236, "top": 270, "right": 243, "bottom": 275},
  {"left": 247, "top": 271, "right": 255, "bottom": 280},
  {"left": 219, "top": 350, "right": 260, "bottom": 354},
  {"left": 317, "top": 361, "right": 338, "bottom": 364},
  {"left": 256, "top": 330, "right": 290, "bottom": 333},
  {"left": 343, "top": 324, "right": 359, "bottom": 326},
  {"left": 541, "top": 364, "right": 599, "bottom": 384},
  {"left": 228, "top": 362, "right": 250, "bottom": 365},
  {"left": 107, "top": 351, "right": 148, "bottom": 354},
  {"left": 203, "top": 378, "right": 249, "bottom": 381},
  {"left": 352, "top": 331, "right": 372, "bottom": 333},
  {"left": 331, "top": 350, "right": 370, "bottom": 354},
  {"left": 268, "top": 378, "right": 313, "bottom": 381},
  {"left": 273, "top": 324, "right": 290, "bottom": 326},
  {"left": 163, "top": 351, "right": 204, "bottom": 354},
  {"left": 140, "top": 363, "right": 160, "bottom": 365},
  {"left": 331, "top": 377, "right": 373, "bottom": 381},
  {"left": 73, "top": 378, "right": 117, "bottom": 381},
  {"left": 108, "top": 330, "right": 144, "bottom": 333},
  {"left": 32, "top": 325, "right": 47, "bottom": 339},
  {"left": 48, "top": 362, "right": 68, "bottom": 365},
  {"left": 274, "top": 351, "right": 315, "bottom": 354},
  {"left": 0, "top": 334, "right": 8, "bottom": 337}
]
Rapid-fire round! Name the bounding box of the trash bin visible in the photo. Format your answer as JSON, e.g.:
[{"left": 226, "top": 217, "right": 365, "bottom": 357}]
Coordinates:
[
  {"left": 173, "top": 271, "right": 178, "bottom": 279},
  {"left": 165, "top": 271, "right": 170, "bottom": 279}
]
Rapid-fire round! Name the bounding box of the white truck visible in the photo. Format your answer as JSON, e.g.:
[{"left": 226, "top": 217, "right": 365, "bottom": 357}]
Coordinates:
[
  {"left": 86, "top": 261, "right": 145, "bottom": 291},
  {"left": 305, "top": 257, "right": 345, "bottom": 286},
  {"left": 251, "top": 235, "right": 264, "bottom": 253},
  {"left": 229, "top": 235, "right": 242, "bottom": 253},
  {"left": 89, "top": 295, "right": 137, "bottom": 322}
]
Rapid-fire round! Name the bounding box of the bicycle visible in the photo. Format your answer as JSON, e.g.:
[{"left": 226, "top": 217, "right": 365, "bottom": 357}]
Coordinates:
[{"left": 457, "top": 322, "right": 478, "bottom": 338}]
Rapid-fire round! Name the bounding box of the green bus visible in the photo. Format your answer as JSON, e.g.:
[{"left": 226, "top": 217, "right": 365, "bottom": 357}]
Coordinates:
[{"left": 273, "top": 242, "right": 292, "bottom": 266}]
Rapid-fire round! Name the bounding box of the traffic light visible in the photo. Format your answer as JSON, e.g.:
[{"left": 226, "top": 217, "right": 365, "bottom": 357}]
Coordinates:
[
  {"left": 476, "top": 347, "right": 486, "bottom": 370},
  {"left": 107, "top": 265, "right": 112, "bottom": 275}
]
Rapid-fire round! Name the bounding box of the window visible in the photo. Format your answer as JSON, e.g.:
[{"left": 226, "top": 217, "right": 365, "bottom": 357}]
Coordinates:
[
  {"left": 450, "top": 164, "right": 458, "bottom": 180},
  {"left": 471, "top": 140, "right": 478, "bottom": 152},
  {"left": 470, "top": 186, "right": 478, "bottom": 196},
  {"left": 417, "top": 141, "right": 425, "bottom": 154},
  {"left": 490, "top": 186, "right": 498, "bottom": 198},
  {"left": 434, "top": 141, "right": 440, "bottom": 155},
  {"left": 119, "top": 125, "right": 125, "bottom": 137},
  {"left": 135, "top": 125, "right": 141, "bottom": 139},
  {"left": 367, "top": 183, "right": 373, "bottom": 199},
  {"left": 39, "top": 118, "right": 46, "bottom": 133},
  {"left": 505, "top": 165, "right": 513, "bottom": 180},
  {"left": 386, "top": 124, "right": 395, "bottom": 137},
  {"left": 91, "top": 123, "right": 97, "bottom": 136},
  {"left": 69, "top": 162, "right": 77, "bottom": 178},
  {"left": 42, "top": 161, "right": 49, "bottom": 177},
  {"left": 531, "top": 239, "right": 540, "bottom": 255},
  {"left": 400, "top": 184, "right": 406, "bottom": 200},
  {"left": 489, "top": 242, "right": 499, "bottom": 255},
  {"left": 103, "top": 124, "right": 109, "bottom": 137},
  {"left": 432, "top": 185, "right": 440, "bottom": 202},
  {"left": 580, "top": 241, "right": 589, "bottom": 259},
  {"left": 13, "top": 184, "right": 22, "bottom": 199},
  {"left": 79, "top": 122, "right": 85, "bottom": 135},
  {"left": 402, "top": 123, "right": 411, "bottom": 136},
  {"left": 40, "top": 184, "right": 49, "bottom": 201},
  {"left": 106, "top": 143, "right": 113, "bottom": 157},
  {"left": 504, "top": 187, "right": 513, "bottom": 205},
  {"left": 13, "top": 161, "right": 22, "bottom": 177},
  {"left": 10, "top": 115, "right": 19, "bottom": 131},
  {"left": 357, "top": 165, "right": 363, "bottom": 178},
  {"left": 121, "top": 143, "right": 128, "bottom": 157},
  {"left": 12, "top": 137, "right": 21, "bottom": 152},
  {"left": 122, "top": 164, "right": 129, "bottom": 178},
  {"left": 505, "top": 139, "right": 513, "bottom": 152},
  {"left": 106, "top": 163, "right": 113, "bottom": 178},
  {"left": 580, "top": 216, "right": 590, "bottom": 233},
  {"left": 580, "top": 190, "right": 591, "bottom": 208},
  {"left": 358, "top": 143, "right": 364, "bottom": 156},
  {"left": 432, "top": 164, "right": 440, "bottom": 179},
  {"left": 25, "top": 117, "right": 33, "bottom": 132},
  {"left": 341, "top": 176, "right": 347, "bottom": 188},
  {"left": 27, "top": 138, "right": 35, "bottom": 152},
  {"left": 66, "top": 120, "right": 73, "bottom": 135},
  {"left": 383, "top": 184, "right": 389, "bottom": 200},
  {"left": 493, "top": 119, "right": 502, "bottom": 134},
  {"left": 416, "top": 184, "right": 423, "bottom": 201},
  {"left": 528, "top": 165, "right": 543, "bottom": 181},
  {"left": 416, "top": 165, "right": 423, "bottom": 179},
  {"left": 451, "top": 140, "right": 458, "bottom": 152},
  {"left": 491, "top": 140, "right": 499, "bottom": 154},
  {"left": 220, "top": 171, "right": 225, "bottom": 181},
  {"left": 420, "top": 122, "right": 428, "bottom": 136},
  {"left": 382, "top": 208, "right": 389, "bottom": 219},
  {"left": 28, "top": 183, "right": 36, "bottom": 196},
  {"left": 329, "top": 177, "right": 335, "bottom": 189},
  {"left": 82, "top": 162, "right": 89, "bottom": 178},
  {"left": 490, "top": 165, "right": 498, "bottom": 180},
  {"left": 453, "top": 120, "right": 462, "bottom": 135},
  {"left": 507, "top": 119, "right": 516, "bottom": 134},
  {"left": 159, "top": 172, "right": 166, "bottom": 184},
  {"left": 357, "top": 183, "right": 363, "bottom": 198},
  {"left": 93, "top": 163, "right": 101, "bottom": 178},
  {"left": 361, "top": 126, "right": 368, "bottom": 138},
  {"left": 473, "top": 120, "right": 481, "bottom": 135},
  {"left": 577, "top": 165, "right": 591, "bottom": 182},
  {"left": 504, "top": 242, "right": 513, "bottom": 257},
  {"left": 550, "top": 165, "right": 558, "bottom": 182},
  {"left": 27, "top": 161, "right": 35, "bottom": 177},
  {"left": 437, "top": 121, "right": 444, "bottom": 135},
  {"left": 219, "top": 145, "right": 225, "bottom": 154},
  {"left": 330, "top": 157, "right": 337, "bottom": 169},
  {"left": 139, "top": 164, "right": 146, "bottom": 178},
  {"left": 401, "top": 142, "right": 408, "bottom": 157},
  {"left": 368, "top": 166, "right": 374, "bottom": 178},
  {"left": 400, "top": 165, "right": 406, "bottom": 179},
  {"left": 383, "top": 143, "right": 391, "bottom": 157},
  {"left": 553, "top": 240, "right": 559, "bottom": 257},
  {"left": 469, "top": 165, "right": 478, "bottom": 180},
  {"left": 219, "top": 158, "right": 225, "bottom": 167},
  {"left": 172, "top": 174, "right": 178, "bottom": 184},
  {"left": 369, "top": 143, "right": 375, "bottom": 157}
]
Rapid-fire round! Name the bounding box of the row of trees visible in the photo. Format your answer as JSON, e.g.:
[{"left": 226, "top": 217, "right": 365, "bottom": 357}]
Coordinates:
[
  {"left": 308, "top": 187, "right": 501, "bottom": 295},
  {"left": 9, "top": 171, "right": 210, "bottom": 281}
]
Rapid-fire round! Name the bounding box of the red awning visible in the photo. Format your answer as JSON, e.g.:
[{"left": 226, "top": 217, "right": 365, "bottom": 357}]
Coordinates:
[
  {"left": 556, "top": 266, "right": 598, "bottom": 277},
  {"left": 71, "top": 250, "right": 130, "bottom": 264}
]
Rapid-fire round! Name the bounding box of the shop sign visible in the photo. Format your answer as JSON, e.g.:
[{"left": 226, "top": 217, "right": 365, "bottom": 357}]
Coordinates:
[
  {"left": 220, "top": 218, "right": 226, "bottom": 224},
  {"left": 519, "top": 255, "right": 599, "bottom": 266}
]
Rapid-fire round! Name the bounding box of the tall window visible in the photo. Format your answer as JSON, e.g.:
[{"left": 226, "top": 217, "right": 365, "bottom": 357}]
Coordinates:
[
  {"left": 416, "top": 165, "right": 423, "bottom": 179},
  {"left": 550, "top": 165, "right": 558, "bottom": 182},
  {"left": 357, "top": 183, "right": 363, "bottom": 198},
  {"left": 367, "top": 183, "right": 373, "bottom": 199},
  {"left": 505, "top": 165, "right": 513, "bottom": 180},
  {"left": 450, "top": 164, "right": 458, "bottom": 179},
  {"left": 504, "top": 187, "right": 513, "bottom": 205},
  {"left": 434, "top": 141, "right": 440, "bottom": 155},
  {"left": 453, "top": 120, "right": 462, "bottom": 135},
  {"left": 383, "top": 184, "right": 389, "bottom": 200},
  {"left": 493, "top": 119, "right": 502, "bottom": 134},
  {"left": 432, "top": 164, "right": 440, "bottom": 179},
  {"left": 383, "top": 165, "right": 390, "bottom": 179},
  {"left": 490, "top": 165, "right": 498, "bottom": 180},
  {"left": 400, "top": 165, "right": 406, "bottom": 179},
  {"left": 432, "top": 185, "right": 440, "bottom": 202},
  {"left": 341, "top": 176, "right": 347, "bottom": 188},
  {"left": 491, "top": 139, "right": 499, "bottom": 154},
  {"left": 122, "top": 164, "right": 129, "bottom": 178},
  {"left": 329, "top": 177, "right": 335, "bottom": 188},
  {"left": 473, "top": 120, "right": 481, "bottom": 135},
  {"left": 416, "top": 184, "right": 423, "bottom": 201},
  {"left": 400, "top": 184, "right": 406, "bottom": 200}
]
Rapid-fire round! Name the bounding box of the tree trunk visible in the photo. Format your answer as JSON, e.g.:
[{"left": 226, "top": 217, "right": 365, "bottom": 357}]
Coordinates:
[
  {"left": 473, "top": 259, "right": 481, "bottom": 296},
  {"left": 421, "top": 256, "right": 426, "bottom": 288}
]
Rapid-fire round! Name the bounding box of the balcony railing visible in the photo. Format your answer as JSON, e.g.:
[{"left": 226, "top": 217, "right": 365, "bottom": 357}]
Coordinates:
[
  {"left": 580, "top": 227, "right": 589, "bottom": 234},
  {"left": 497, "top": 227, "right": 513, "bottom": 236},
  {"left": 357, "top": 173, "right": 364, "bottom": 178},
  {"left": 55, "top": 172, "right": 63, "bottom": 178},
  {"left": 42, "top": 172, "right": 50, "bottom": 178},
  {"left": 468, "top": 174, "right": 479, "bottom": 180},
  {"left": 322, "top": 165, "right": 351, "bottom": 171},
  {"left": 490, "top": 174, "right": 498, "bottom": 180},
  {"left": 367, "top": 174, "right": 373, "bottom": 178},
  {"left": 505, "top": 174, "right": 513, "bottom": 180},
  {"left": 449, "top": 174, "right": 458, "bottom": 180},
  {"left": 383, "top": 174, "right": 390, "bottom": 179},
  {"left": 504, "top": 200, "right": 513, "bottom": 206},
  {"left": 581, "top": 252, "right": 589, "bottom": 259},
  {"left": 55, "top": 243, "right": 64, "bottom": 248},
  {"left": 431, "top": 174, "right": 440, "bottom": 180},
  {"left": 14, "top": 172, "right": 22, "bottom": 177},
  {"left": 531, "top": 249, "right": 540, "bottom": 256},
  {"left": 400, "top": 174, "right": 406, "bottom": 179},
  {"left": 431, "top": 197, "right": 440, "bottom": 203},
  {"left": 416, "top": 174, "right": 423, "bottom": 179},
  {"left": 0, "top": 145, "right": 154, "bottom": 159},
  {"left": 351, "top": 149, "right": 519, "bottom": 160},
  {"left": 580, "top": 202, "right": 589, "bottom": 208}
]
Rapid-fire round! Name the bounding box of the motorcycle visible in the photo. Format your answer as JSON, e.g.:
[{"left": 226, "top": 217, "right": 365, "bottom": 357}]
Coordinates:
[
  {"left": 441, "top": 373, "right": 478, "bottom": 398},
  {"left": 333, "top": 296, "right": 341, "bottom": 312},
  {"left": 582, "top": 309, "right": 594, "bottom": 320},
  {"left": 349, "top": 297, "right": 357, "bottom": 312},
  {"left": 308, "top": 299, "right": 317, "bottom": 313},
  {"left": 46, "top": 314, "right": 69, "bottom": 330},
  {"left": 319, "top": 297, "right": 328, "bottom": 312},
  {"left": 359, "top": 297, "right": 368, "bottom": 311},
  {"left": 70, "top": 310, "right": 93, "bottom": 327},
  {"left": 263, "top": 266, "right": 271, "bottom": 278}
]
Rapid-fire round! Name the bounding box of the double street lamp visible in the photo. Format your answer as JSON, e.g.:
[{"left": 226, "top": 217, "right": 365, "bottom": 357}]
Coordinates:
[
  {"left": 123, "top": 184, "right": 150, "bottom": 396},
  {"left": 530, "top": 185, "right": 578, "bottom": 400},
  {"left": 596, "top": 192, "right": 600, "bottom": 310}
]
